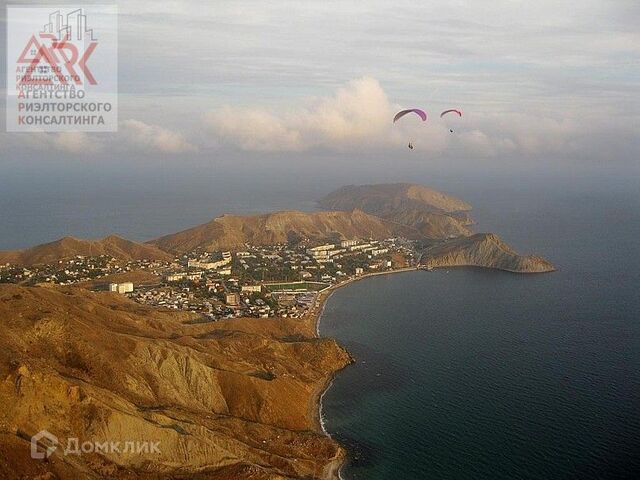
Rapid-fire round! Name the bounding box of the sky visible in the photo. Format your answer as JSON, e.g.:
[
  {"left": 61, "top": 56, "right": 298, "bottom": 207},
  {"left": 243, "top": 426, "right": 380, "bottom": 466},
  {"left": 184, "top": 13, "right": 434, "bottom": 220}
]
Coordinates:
[{"left": 0, "top": 0, "right": 638, "bottom": 173}]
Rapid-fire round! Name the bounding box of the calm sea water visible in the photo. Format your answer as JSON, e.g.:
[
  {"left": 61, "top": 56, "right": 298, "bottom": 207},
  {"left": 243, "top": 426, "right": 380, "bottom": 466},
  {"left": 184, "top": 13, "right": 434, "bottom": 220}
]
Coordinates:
[
  {"left": 1, "top": 164, "right": 638, "bottom": 479},
  {"left": 320, "top": 186, "right": 640, "bottom": 480}
]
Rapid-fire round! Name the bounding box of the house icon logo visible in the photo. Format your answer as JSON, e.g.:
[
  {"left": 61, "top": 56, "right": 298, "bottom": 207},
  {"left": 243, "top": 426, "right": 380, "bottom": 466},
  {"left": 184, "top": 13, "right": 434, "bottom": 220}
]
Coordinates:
[{"left": 31, "top": 430, "right": 58, "bottom": 459}]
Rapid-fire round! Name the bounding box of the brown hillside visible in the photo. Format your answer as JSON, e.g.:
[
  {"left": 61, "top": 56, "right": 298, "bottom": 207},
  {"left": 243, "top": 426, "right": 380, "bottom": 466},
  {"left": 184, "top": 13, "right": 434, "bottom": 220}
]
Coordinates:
[
  {"left": 0, "top": 284, "right": 351, "bottom": 479},
  {"left": 0, "top": 235, "right": 173, "bottom": 266},
  {"left": 319, "top": 183, "right": 472, "bottom": 238},
  {"left": 150, "top": 209, "right": 414, "bottom": 253},
  {"left": 420, "top": 233, "right": 556, "bottom": 273},
  {"left": 320, "top": 183, "right": 471, "bottom": 214}
]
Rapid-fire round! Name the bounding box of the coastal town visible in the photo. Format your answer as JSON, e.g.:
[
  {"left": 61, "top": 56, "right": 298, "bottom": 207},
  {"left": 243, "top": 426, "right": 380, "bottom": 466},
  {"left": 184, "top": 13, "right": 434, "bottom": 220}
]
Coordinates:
[{"left": 0, "top": 237, "right": 419, "bottom": 320}]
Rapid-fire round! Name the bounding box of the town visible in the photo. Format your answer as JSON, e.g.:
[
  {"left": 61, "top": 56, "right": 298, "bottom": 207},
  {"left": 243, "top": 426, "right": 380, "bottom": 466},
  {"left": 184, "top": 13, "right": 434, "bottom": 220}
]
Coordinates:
[{"left": 0, "top": 238, "right": 419, "bottom": 320}]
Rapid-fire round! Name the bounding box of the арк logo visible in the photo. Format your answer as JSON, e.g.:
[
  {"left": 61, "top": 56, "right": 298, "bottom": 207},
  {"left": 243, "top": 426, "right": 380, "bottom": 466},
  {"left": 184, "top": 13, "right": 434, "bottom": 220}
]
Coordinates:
[{"left": 6, "top": 5, "right": 118, "bottom": 132}]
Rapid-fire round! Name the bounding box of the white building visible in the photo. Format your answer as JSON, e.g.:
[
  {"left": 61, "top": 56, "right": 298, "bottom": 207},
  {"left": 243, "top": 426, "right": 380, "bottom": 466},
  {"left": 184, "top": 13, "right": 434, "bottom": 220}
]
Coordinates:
[
  {"left": 165, "top": 273, "right": 187, "bottom": 282},
  {"left": 241, "top": 285, "right": 263, "bottom": 293},
  {"left": 340, "top": 239, "right": 358, "bottom": 248},
  {"left": 306, "top": 244, "right": 336, "bottom": 259},
  {"left": 188, "top": 255, "right": 231, "bottom": 270},
  {"left": 109, "top": 282, "right": 134, "bottom": 294}
]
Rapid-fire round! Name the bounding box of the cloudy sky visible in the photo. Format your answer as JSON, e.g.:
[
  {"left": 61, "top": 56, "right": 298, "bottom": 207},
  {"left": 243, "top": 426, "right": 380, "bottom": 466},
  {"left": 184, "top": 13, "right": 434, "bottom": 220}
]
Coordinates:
[{"left": 1, "top": 0, "right": 639, "bottom": 168}]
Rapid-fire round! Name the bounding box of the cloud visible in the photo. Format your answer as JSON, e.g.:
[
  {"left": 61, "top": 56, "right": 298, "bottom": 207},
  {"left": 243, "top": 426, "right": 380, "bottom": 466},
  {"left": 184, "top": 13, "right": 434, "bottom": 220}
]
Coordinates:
[
  {"left": 204, "top": 76, "right": 631, "bottom": 159},
  {"left": 120, "top": 119, "right": 198, "bottom": 154},
  {"left": 51, "top": 132, "right": 102, "bottom": 155},
  {"left": 206, "top": 77, "right": 397, "bottom": 152},
  {"left": 1, "top": 131, "right": 104, "bottom": 156}
]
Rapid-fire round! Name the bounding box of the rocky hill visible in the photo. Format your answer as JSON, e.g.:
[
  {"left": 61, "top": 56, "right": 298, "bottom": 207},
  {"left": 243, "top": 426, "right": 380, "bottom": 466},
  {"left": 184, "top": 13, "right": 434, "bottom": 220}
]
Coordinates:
[
  {"left": 0, "top": 235, "right": 173, "bottom": 266},
  {"left": 0, "top": 184, "right": 554, "bottom": 274},
  {"left": 420, "top": 233, "right": 556, "bottom": 273},
  {"left": 0, "top": 284, "right": 351, "bottom": 479},
  {"left": 150, "top": 209, "right": 414, "bottom": 254},
  {"left": 319, "top": 183, "right": 472, "bottom": 239}
]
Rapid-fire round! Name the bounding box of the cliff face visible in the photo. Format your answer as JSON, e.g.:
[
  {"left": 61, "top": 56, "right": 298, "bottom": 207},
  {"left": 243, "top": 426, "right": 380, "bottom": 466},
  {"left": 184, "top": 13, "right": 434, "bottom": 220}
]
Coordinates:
[
  {"left": 420, "top": 233, "right": 556, "bottom": 273},
  {"left": 0, "top": 235, "right": 173, "bottom": 266},
  {"left": 150, "top": 209, "right": 413, "bottom": 253},
  {"left": 0, "top": 285, "right": 351, "bottom": 479},
  {"left": 319, "top": 183, "right": 472, "bottom": 239}
]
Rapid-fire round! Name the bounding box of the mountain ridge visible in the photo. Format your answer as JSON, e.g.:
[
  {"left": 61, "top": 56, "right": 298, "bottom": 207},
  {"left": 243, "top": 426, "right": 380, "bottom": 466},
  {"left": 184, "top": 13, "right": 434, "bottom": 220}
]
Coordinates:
[
  {"left": 149, "top": 208, "right": 417, "bottom": 254},
  {"left": 0, "top": 183, "right": 555, "bottom": 274},
  {"left": 319, "top": 183, "right": 473, "bottom": 238},
  {"left": 0, "top": 235, "right": 173, "bottom": 266}
]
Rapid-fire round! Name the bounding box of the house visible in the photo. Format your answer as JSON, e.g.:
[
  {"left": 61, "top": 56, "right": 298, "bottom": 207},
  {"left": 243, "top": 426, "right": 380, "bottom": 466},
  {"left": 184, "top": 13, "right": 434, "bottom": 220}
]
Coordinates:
[{"left": 225, "top": 293, "right": 241, "bottom": 306}]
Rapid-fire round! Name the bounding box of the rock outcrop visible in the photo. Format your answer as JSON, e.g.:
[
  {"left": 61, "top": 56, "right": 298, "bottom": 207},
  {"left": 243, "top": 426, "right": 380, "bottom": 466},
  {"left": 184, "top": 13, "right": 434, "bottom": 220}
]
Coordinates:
[{"left": 420, "top": 233, "right": 555, "bottom": 273}]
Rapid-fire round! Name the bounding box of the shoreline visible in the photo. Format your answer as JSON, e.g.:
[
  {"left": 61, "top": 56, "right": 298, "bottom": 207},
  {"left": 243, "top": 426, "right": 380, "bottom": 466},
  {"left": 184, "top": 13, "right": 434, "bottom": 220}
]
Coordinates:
[{"left": 305, "top": 267, "right": 419, "bottom": 480}]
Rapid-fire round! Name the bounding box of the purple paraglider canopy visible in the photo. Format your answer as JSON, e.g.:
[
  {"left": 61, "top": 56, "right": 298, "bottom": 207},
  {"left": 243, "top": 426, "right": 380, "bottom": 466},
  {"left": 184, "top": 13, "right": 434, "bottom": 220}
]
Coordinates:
[
  {"left": 440, "top": 109, "right": 462, "bottom": 118},
  {"left": 393, "top": 109, "right": 427, "bottom": 123}
]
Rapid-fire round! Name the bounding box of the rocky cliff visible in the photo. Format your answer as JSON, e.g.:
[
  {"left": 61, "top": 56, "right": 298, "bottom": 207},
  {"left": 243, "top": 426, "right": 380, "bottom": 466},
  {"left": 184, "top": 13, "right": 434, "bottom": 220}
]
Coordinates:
[
  {"left": 420, "top": 233, "right": 556, "bottom": 273},
  {"left": 0, "top": 285, "right": 351, "bottom": 479}
]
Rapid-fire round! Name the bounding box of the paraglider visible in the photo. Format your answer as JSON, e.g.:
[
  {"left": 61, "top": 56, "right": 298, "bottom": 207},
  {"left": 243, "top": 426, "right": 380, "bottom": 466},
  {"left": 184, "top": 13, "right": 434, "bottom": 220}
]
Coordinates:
[
  {"left": 393, "top": 109, "right": 427, "bottom": 150},
  {"left": 393, "top": 108, "right": 428, "bottom": 123},
  {"left": 440, "top": 109, "right": 462, "bottom": 133},
  {"left": 440, "top": 109, "right": 462, "bottom": 118}
]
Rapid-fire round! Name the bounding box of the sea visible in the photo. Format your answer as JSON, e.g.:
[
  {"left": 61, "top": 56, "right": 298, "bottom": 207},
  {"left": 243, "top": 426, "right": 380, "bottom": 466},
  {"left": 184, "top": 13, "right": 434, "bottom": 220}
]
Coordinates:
[
  {"left": 319, "top": 176, "right": 640, "bottom": 479},
  {"left": 0, "top": 165, "right": 638, "bottom": 479}
]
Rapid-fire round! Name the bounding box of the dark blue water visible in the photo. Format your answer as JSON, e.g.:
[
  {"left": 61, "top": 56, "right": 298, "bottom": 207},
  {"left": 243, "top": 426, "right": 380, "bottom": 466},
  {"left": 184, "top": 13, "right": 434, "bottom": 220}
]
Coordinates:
[
  {"left": 1, "top": 162, "right": 638, "bottom": 479},
  {"left": 320, "top": 186, "right": 640, "bottom": 479}
]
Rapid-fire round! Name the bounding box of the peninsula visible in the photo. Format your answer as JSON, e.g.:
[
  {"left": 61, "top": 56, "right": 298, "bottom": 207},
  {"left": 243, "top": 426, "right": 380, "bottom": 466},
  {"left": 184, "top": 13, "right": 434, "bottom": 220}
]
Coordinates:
[{"left": 0, "top": 183, "right": 554, "bottom": 479}]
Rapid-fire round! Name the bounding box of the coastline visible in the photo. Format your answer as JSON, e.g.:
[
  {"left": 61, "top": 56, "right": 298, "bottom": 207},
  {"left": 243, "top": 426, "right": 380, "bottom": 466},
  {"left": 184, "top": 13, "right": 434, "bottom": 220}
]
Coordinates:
[{"left": 304, "top": 267, "right": 419, "bottom": 480}]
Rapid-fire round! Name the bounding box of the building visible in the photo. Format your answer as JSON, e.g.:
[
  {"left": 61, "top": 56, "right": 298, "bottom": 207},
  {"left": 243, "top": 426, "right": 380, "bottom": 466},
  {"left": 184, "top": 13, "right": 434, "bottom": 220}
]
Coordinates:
[
  {"left": 340, "top": 239, "right": 358, "bottom": 248},
  {"left": 241, "top": 285, "right": 263, "bottom": 293},
  {"left": 186, "top": 272, "right": 203, "bottom": 281},
  {"left": 165, "top": 272, "right": 202, "bottom": 282},
  {"left": 188, "top": 255, "right": 231, "bottom": 270},
  {"left": 355, "top": 267, "right": 364, "bottom": 276},
  {"left": 165, "top": 273, "right": 187, "bottom": 282},
  {"left": 225, "top": 292, "right": 241, "bottom": 306},
  {"left": 109, "top": 282, "right": 134, "bottom": 294},
  {"left": 349, "top": 243, "right": 372, "bottom": 252},
  {"left": 306, "top": 244, "right": 336, "bottom": 259}
]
